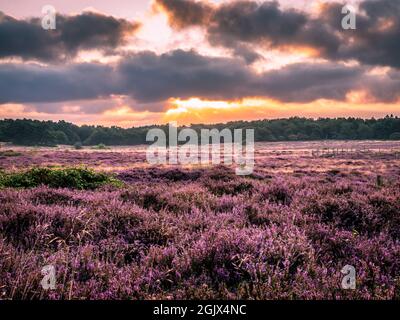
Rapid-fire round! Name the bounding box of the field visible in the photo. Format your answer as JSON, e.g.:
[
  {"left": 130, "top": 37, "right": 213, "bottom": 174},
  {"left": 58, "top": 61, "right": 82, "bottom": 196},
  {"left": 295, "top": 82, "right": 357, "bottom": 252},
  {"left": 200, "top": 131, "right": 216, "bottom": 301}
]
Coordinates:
[{"left": 1, "top": 141, "right": 399, "bottom": 300}]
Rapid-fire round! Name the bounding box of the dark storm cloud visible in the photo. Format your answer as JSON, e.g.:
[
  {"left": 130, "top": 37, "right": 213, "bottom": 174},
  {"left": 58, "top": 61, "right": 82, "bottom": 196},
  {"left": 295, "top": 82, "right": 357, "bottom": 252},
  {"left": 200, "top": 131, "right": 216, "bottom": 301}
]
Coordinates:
[
  {"left": 0, "top": 62, "right": 120, "bottom": 103},
  {"left": 320, "top": 0, "right": 400, "bottom": 68},
  {"left": 117, "top": 50, "right": 253, "bottom": 102},
  {"left": 207, "top": 1, "right": 339, "bottom": 56},
  {"left": 154, "top": 0, "right": 211, "bottom": 29},
  {"left": 0, "top": 11, "right": 140, "bottom": 62},
  {"left": 256, "top": 63, "right": 366, "bottom": 103},
  {"left": 156, "top": 0, "right": 400, "bottom": 69},
  {"left": 156, "top": 0, "right": 340, "bottom": 62},
  {"left": 0, "top": 50, "right": 253, "bottom": 105},
  {"left": 2, "top": 49, "right": 398, "bottom": 108},
  {"left": 117, "top": 50, "right": 370, "bottom": 103}
]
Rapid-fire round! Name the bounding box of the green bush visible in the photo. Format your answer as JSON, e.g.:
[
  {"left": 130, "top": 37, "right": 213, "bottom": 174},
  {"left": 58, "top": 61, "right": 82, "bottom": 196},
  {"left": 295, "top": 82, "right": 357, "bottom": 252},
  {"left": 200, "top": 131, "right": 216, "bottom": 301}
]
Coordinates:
[
  {"left": 73, "top": 142, "right": 83, "bottom": 150},
  {"left": 0, "top": 168, "right": 123, "bottom": 190}
]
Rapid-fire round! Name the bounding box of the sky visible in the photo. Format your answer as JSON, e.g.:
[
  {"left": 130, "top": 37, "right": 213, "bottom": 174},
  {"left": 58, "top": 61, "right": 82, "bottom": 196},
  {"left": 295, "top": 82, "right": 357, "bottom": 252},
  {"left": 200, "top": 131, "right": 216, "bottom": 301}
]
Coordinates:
[{"left": 0, "top": 0, "right": 399, "bottom": 127}]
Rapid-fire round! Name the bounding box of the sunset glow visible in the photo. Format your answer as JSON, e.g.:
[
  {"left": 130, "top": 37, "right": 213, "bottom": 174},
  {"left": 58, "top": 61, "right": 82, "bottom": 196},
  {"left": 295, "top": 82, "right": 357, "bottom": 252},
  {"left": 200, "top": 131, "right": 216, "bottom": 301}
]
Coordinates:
[
  {"left": 2, "top": 0, "right": 400, "bottom": 304},
  {"left": 0, "top": 0, "right": 399, "bottom": 127},
  {"left": 163, "top": 97, "right": 400, "bottom": 126}
]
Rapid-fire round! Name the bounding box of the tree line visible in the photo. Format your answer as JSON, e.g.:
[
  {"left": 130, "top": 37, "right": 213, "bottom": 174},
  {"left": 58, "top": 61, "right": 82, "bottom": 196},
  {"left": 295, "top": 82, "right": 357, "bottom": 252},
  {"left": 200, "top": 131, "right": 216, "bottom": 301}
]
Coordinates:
[{"left": 1, "top": 116, "right": 400, "bottom": 146}]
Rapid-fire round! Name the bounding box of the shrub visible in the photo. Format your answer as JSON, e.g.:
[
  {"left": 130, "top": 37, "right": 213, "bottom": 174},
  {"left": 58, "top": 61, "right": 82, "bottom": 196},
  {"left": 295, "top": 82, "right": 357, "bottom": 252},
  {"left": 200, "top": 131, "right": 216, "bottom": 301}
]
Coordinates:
[
  {"left": 0, "top": 168, "right": 123, "bottom": 190},
  {"left": 259, "top": 182, "right": 293, "bottom": 206},
  {"left": 30, "top": 188, "right": 78, "bottom": 206},
  {"left": 376, "top": 175, "right": 384, "bottom": 187},
  {"left": 303, "top": 196, "right": 374, "bottom": 234},
  {"left": 74, "top": 142, "right": 83, "bottom": 150},
  {"left": 121, "top": 187, "right": 169, "bottom": 211},
  {"left": 161, "top": 168, "right": 201, "bottom": 182},
  {"left": 206, "top": 179, "right": 253, "bottom": 196}
]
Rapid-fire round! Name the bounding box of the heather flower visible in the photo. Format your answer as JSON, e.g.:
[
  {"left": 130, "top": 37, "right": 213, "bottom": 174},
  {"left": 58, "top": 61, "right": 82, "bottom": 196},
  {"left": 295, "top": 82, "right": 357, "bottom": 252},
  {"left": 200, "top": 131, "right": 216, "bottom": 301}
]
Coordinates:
[{"left": 1, "top": 144, "right": 399, "bottom": 300}]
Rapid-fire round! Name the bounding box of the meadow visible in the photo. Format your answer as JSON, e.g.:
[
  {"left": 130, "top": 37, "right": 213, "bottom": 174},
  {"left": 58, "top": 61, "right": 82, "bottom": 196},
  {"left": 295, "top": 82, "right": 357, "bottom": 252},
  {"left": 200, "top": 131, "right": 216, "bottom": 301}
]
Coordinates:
[{"left": 0, "top": 141, "right": 399, "bottom": 299}]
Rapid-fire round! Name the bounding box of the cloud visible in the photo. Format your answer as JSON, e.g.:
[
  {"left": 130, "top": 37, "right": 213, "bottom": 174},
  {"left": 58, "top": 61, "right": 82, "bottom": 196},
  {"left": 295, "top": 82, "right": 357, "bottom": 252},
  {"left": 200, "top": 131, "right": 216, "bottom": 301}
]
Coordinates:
[
  {"left": 155, "top": 0, "right": 340, "bottom": 62},
  {"left": 117, "top": 49, "right": 253, "bottom": 102},
  {"left": 27, "top": 98, "right": 126, "bottom": 115},
  {"left": 153, "top": 0, "right": 211, "bottom": 29},
  {"left": 2, "top": 49, "right": 399, "bottom": 107},
  {"left": 0, "top": 11, "right": 140, "bottom": 62},
  {"left": 29, "top": 97, "right": 168, "bottom": 115},
  {"left": 156, "top": 0, "right": 400, "bottom": 68},
  {"left": 117, "top": 49, "right": 371, "bottom": 103},
  {"left": 320, "top": 0, "right": 400, "bottom": 68},
  {"left": 0, "top": 62, "right": 119, "bottom": 103},
  {"left": 256, "top": 63, "right": 366, "bottom": 102}
]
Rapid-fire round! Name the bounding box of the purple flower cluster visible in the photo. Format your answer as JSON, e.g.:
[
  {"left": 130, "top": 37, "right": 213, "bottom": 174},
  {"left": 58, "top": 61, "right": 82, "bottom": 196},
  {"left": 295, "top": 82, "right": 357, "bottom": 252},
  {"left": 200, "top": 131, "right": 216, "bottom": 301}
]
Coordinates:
[{"left": 0, "top": 144, "right": 400, "bottom": 300}]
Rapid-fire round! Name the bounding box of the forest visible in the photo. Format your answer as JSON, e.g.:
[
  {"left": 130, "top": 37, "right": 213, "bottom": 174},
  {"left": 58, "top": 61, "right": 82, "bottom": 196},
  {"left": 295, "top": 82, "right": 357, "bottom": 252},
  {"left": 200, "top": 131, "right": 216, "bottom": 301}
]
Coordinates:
[{"left": 1, "top": 116, "right": 400, "bottom": 146}]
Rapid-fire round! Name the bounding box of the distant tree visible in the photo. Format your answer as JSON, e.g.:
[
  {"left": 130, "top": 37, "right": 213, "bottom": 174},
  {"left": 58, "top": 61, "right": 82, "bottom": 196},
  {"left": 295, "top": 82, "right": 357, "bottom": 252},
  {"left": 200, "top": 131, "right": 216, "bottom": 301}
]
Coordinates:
[
  {"left": 1, "top": 117, "right": 400, "bottom": 146},
  {"left": 51, "top": 130, "right": 69, "bottom": 145},
  {"left": 74, "top": 142, "right": 83, "bottom": 150},
  {"left": 389, "top": 132, "right": 400, "bottom": 140},
  {"left": 357, "top": 124, "right": 374, "bottom": 139}
]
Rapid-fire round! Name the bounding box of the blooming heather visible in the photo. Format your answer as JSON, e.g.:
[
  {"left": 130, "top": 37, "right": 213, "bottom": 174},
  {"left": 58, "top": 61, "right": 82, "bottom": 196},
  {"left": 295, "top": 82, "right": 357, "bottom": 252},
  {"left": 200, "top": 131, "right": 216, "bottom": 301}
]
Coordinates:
[{"left": 0, "top": 142, "right": 399, "bottom": 300}]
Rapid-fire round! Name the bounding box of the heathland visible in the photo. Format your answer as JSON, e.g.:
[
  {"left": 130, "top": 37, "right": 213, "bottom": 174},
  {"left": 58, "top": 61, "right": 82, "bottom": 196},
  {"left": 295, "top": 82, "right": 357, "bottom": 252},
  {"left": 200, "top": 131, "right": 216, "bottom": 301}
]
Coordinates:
[{"left": 1, "top": 141, "right": 399, "bottom": 299}]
